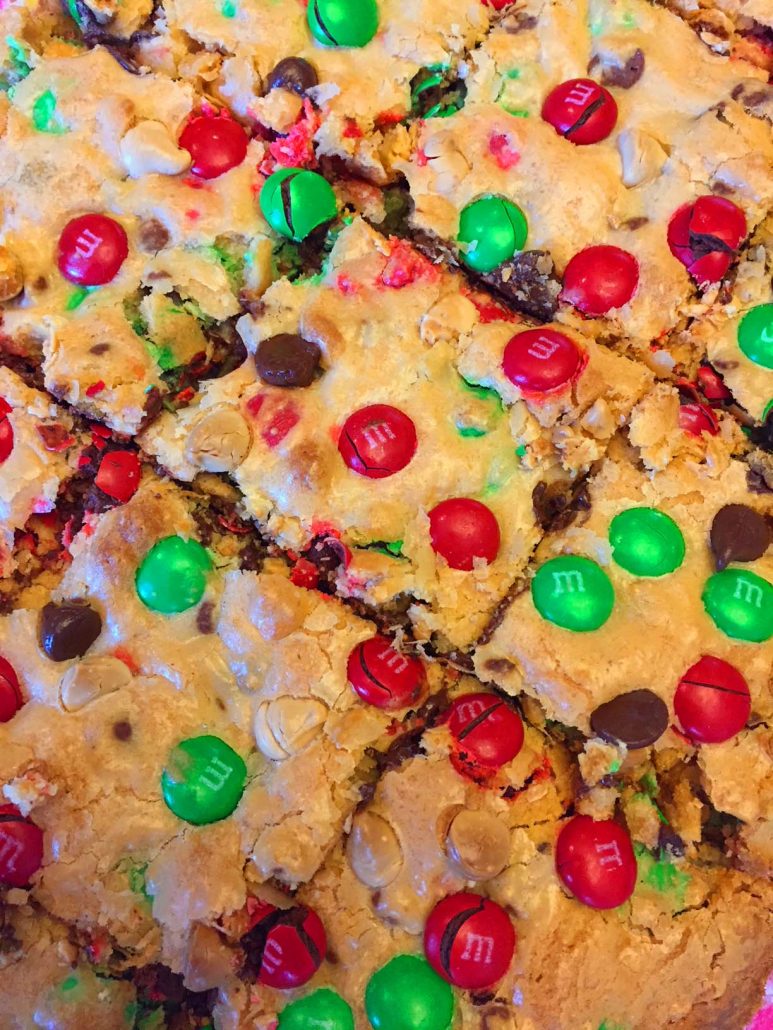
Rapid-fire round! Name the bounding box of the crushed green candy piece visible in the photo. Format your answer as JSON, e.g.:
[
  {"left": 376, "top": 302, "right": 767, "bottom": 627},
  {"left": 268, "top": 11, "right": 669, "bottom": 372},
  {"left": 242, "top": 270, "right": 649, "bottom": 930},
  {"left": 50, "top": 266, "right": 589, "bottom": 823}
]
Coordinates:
[
  {"left": 221, "top": 0, "right": 236, "bottom": 14},
  {"left": 457, "top": 425, "right": 488, "bottom": 438},
  {"left": 458, "top": 374, "right": 504, "bottom": 410},
  {"left": 32, "top": 89, "right": 68, "bottom": 134},
  {"left": 621, "top": 10, "right": 637, "bottom": 27},
  {"left": 638, "top": 772, "right": 658, "bottom": 796},
  {"left": 635, "top": 844, "right": 691, "bottom": 905},
  {"left": 145, "top": 340, "right": 177, "bottom": 372},
  {"left": 6, "top": 37, "right": 32, "bottom": 80}
]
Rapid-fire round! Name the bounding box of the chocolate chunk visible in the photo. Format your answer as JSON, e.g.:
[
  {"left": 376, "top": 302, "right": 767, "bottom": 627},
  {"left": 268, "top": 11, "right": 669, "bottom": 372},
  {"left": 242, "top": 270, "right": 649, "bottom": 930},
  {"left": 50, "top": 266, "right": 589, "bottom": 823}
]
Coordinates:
[
  {"left": 709, "top": 503, "right": 771, "bottom": 570},
  {"left": 590, "top": 689, "right": 669, "bottom": 749},
  {"left": 89, "top": 342, "right": 111, "bottom": 355},
  {"left": 478, "top": 250, "right": 561, "bottom": 322},
  {"left": 255, "top": 333, "right": 322, "bottom": 388},
  {"left": 113, "top": 720, "right": 132, "bottom": 741},
  {"left": 39, "top": 600, "right": 102, "bottom": 662},
  {"left": 266, "top": 57, "right": 318, "bottom": 95},
  {"left": 598, "top": 49, "right": 645, "bottom": 89},
  {"left": 138, "top": 218, "right": 170, "bottom": 254},
  {"left": 304, "top": 535, "right": 347, "bottom": 575},
  {"left": 196, "top": 601, "right": 216, "bottom": 635},
  {"left": 532, "top": 478, "right": 591, "bottom": 531}
]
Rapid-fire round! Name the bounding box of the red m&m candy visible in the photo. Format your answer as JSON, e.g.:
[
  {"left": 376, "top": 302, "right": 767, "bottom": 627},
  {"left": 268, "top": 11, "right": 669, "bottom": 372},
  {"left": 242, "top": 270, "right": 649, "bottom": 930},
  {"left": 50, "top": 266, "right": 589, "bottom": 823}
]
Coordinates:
[
  {"left": 0, "top": 398, "right": 13, "bottom": 465},
  {"left": 347, "top": 635, "right": 425, "bottom": 710},
  {"left": 679, "top": 402, "right": 719, "bottom": 437},
  {"left": 447, "top": 693, "right": 524, "bottom": 770},
  {"left": 242, "top": 901, "right": 326, "bottom": 989},
  {"left": 0, "top": 804, "right": 43, "bottom": 887},
  {"left": 560, "top": 246, "right": 639, "bottom": 317},
  {"left": 429, "top": 498, "right": 500, "bottom": 571},
  {"left": 674, "top": 655, "right": 751, "bottom": 745},
  {"left": 179, "top": 115, "right": 249, "bottom": 179},
  {"left": 667, "top": 196, "right": 746, "bottom": 285},
  {"left": 338, "top": 404, "right": 417, "bottom": 479},
  {"left": 424, "top": 892, "right": 515, "bottom": 989},
  {"left": 555, "top": 815, "right": 637, "bottom": 909},
  {"left": 57, "top": 214, "right": 128, "bottom": 286},
  {"left": 0, "top": 656, "right": 23, "bottom": 723},
  {"left": 95, "top": 451, "right": 142, "bottom": 504},
  {"left": 541, "top": 79, "right": 617, "bottom": 145},
  {"left": 502, "top": 327, "right": 585, "bottom": 394}
]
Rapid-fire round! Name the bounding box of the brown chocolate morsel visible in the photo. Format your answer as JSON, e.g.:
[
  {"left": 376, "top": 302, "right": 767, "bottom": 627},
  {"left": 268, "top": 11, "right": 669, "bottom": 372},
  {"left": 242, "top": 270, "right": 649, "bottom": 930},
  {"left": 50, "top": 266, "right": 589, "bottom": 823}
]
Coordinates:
[
  {"left": 113, "top": 720, "right": 132, "bottom": 741},
  {"left": 590, "top": 688, "right": 669, "bottom": 749},
  {"left": 709, "top": 503, "right": 771, "bottom": 570},
  {"left": 266, "top": 57, "right": 318, "bottom": 95},
  {"left": 596, "top": 48, "right": 645, "bottom": 89},
  {"left": 255, "top": 333, "right": 322, "bottom": 388},
  {"left": 39, "top": 601, "right": 102, "bottom": 662},
  {"left": 138, "top": 218, "right": 170, "bottom": 253}
]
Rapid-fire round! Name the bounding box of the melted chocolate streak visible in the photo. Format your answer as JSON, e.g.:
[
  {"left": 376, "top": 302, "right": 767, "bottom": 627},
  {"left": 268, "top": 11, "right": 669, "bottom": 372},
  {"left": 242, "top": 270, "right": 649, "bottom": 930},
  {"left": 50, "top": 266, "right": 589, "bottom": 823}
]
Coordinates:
[
  {"left": 343, "top": 430, "right": 390, "bottom": 474},
  {"left": 358, "top": 650, "right": 392, "bottom": 699},
  {"left": 0, "top": 814, "right": 23, "bottom": 825},
  {"left": 564, "top": 96, "right": 606, "bottom": 138},
  {"left": 456, "top": 702, "right": 501, "bottom": 741},
  {"left": 280, "top": 176, "right": 296, "bottom": 238},
  {"left": 680, "top": 678, "right": 749, "bottom": 697},
  {"left": 312, "top": 0, "right": 338, "bottom": 44},
  {"left": 439, "top": 897, "right": 486, "bottom": 977},
  {"left": 240, "top": 906, "right": 320, "bottom": 980}
]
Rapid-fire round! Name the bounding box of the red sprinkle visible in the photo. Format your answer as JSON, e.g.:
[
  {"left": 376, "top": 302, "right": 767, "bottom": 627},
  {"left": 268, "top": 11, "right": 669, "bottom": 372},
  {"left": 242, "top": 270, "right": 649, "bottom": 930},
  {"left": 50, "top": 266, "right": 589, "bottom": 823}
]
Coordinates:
[
  {"left": 246, "top": 393, "right": 265, "bottom": 419},
  {"left": 185, "top": 210, "right": 201, "bottom": 221},
  {"left": 113, "top": 647, "right": 140, "bottom": 675},
  {"left": 375, "top": 107, "right": 406, "bottom": 129},
  {"left": 269, "top": 99, "right": 320, "bottom": 170},
  {"left": 85, "top": 380, "right": 105, "bottom": 397},
  {"left": 336, "top": 274, "right": 358, "bottom": 296},
  {"left": 463, "top": 289, "right": 518, "bottom": 324},
  {"left": 488, "top": 132, "right": 520, "bottom": 170},
  {"left": 260, "top": 401, "right": 301, "bottom": 449},
  {"left": 342, "top": 118, "right": 363, "bottom": 139}
]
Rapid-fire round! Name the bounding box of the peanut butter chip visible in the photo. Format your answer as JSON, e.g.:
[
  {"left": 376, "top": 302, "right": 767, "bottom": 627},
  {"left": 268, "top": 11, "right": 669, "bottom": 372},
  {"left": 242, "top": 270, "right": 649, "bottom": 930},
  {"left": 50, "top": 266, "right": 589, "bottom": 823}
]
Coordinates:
[
  {"left": 446, "top": 809, "right": 510, "bottom": 881},
  {"left": 185, "top": 407, "right": 252, "bottom": 473},
  {"left": 59, "top": 655, "right": 132, "bottom": 711},
  {"left": 0, "top": 246, "right": 24, "bottom": 302},
  {"left": 347, "top": 811, "right": 403, "bottom": 888}
]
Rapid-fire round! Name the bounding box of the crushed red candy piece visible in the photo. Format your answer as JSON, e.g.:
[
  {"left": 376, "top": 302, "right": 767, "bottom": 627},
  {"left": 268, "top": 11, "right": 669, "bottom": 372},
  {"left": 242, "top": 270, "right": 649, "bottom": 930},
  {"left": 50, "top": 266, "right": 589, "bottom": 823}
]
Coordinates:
[
  {"left": 290, "top": 558, "right": 320, "bottom": 590},
  {"left": 85, "top": 380, "right": 105, "bottom": 397},
  {"left": 380, "top": 239, "right": 439, "bottom": 289},
  {"left": 36, "top": 424, "right": 75, "bottom": 452},
  {"left": 269, "top": 99, "right": 321, "bottom": 170},
  {"left": 488, "top": 132, "right": 520, "bottom": 170},
  {"left": 679, "top": 402, "right": 719, "bottom": 436},
  {"left": 260, "top": 400, "right": 301, "bottom": 448}
]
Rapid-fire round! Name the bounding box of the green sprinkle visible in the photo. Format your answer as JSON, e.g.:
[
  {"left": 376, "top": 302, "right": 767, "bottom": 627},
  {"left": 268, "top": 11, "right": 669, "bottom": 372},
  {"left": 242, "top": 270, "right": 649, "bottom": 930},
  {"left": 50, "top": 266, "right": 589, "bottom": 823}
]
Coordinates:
[
  {"left": 515, "top": 444, "right": 527, "bottom": 458},
  {"left": 145, "top": 340, "right": 177, "bottom": 372},
  {"left": 32, "top": 90, "right": 68, "bottom": 134},
  {"left": 60, "top": 976, "right": 79, "bottom": 993},
  {"left": 457, "top": 425, "right": 487, "bottom": 438},
  {"left": 621, "top": 10, "right": 637, "bottom": 27},
  {"left": 590, "top": 17, "right": 605, "bottom": 35},
  {"left": 609, "top": 759, "right": 621, "bottom": 773},
  {"left": 221, "top": 0, "right": 236, "bottom": 15},
  {"left": 65, "top": 286, "right": 94, "bottom": 311},
  {"left": 66, "top": 0, "right": 82, "bottom": 23},
  {"left": 6, "top": 37, "right": 32, "bottom": 80},
  {"left": 504, "top": 68, "right": 521, "bottom": 80},
  {"left": 503, "top": 107, "right": 530, "bottom": 118}
]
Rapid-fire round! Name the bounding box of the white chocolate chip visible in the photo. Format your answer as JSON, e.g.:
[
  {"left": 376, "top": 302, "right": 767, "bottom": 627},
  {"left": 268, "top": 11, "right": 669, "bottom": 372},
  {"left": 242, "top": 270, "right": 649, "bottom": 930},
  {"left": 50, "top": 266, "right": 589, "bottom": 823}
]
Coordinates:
[
  {"left": 59, "top": 655, "right": 132, "bottom": 712},
  {"left": 617, "top": 129, "right": 667, "bottom": 188},
  {"left": 347, "top": 811, "right": 403, "bottom": 888},
  {"left": 446, "top": 809, "right": 510, "bottom": 881},
  {"left": 254, "top": 696, "right": 328, "bottom": 761},
  {"left": 185, "top": 407, "right": 252, "bottom": 473},
  {"left": 120, "top": 120, "right": 192, "bottom": 179}
]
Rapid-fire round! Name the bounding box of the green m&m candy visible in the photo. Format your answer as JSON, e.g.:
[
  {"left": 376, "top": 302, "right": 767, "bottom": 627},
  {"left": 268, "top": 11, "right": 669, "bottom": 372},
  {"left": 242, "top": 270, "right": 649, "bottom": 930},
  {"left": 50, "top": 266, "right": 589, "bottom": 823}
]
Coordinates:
[
  {"left": 161, "top": 735, "right": 247, "bottom": 824},
  {"left": 737, "top": 303, "right": 773, "bottom": 369},
  {"left": 307, "top": 0, "right": 379, "bottom": 48},
  {"left": 532, "top": 555, "right": 614, "bottom": 632},
  {"left": 278, "top": 989, "right": 354, "bottom": 1030},
  {"left": 365, "top": 955, "right": 453, "bottom": 1030},
  {"left": 609, "top": 507, "right": 685, "bottom": 577},
  {"left": 135, "top": 535, "right": 212, "bottom": 614},
  {"left": 702, "top": 568, "right": 773, "bottom": 642},
  {"left": 458, "top": 195, "right": 528, "bottom": 274},
  {"left": 260, "top": 168, "right": 338, "bottom": 242}
]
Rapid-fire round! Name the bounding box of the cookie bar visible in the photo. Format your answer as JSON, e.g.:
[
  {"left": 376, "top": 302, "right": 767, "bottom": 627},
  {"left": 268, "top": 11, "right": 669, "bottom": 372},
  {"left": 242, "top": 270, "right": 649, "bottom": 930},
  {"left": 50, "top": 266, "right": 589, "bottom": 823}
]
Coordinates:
[
  {"left": 657, "top": 0, "right": 773, "bottom": 75},
  {"left": 139, "top": 217, "right": 651, "bottom": 651},
  {"left": 396, "top": 0, "right": 773, "bottom": 347}
]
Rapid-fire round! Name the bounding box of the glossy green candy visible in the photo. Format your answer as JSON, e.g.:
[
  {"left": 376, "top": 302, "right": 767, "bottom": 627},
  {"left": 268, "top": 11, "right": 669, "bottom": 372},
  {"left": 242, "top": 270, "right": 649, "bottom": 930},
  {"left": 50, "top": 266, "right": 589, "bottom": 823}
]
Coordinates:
[
  {"left": 307, "top": 0, "right": 378, "bottom": 47},
  {"left": 763, "top": 398, "right": 772, "bottom": 421},
  {"left": 702, "top": 568, "right": 773, "bottom": 642},
  {"left": 737, "top": 303, "right": 773, "bottom": 369},
  {"left": 278, "top": 989, "right": 354, "bottom": 1030},
  {"left": 609, "top": 507, "right": 685, "bottom": 577},
  {"left": 162, "top": 735, "right": 247, "bottom": 824},
  {"left": 365, "top": 955, "right": 453, "bottom": 1030},
  {"left": 135, "top": 535, "right": 212, "bottom": 614},
  {"left": 532, "top": 555, "right": 614, "bottom": 632},
  {"left": 260, "top": 168, "right": 338, "bottom": 242},
  {"left": 458, "top": 195, "right": 528, "bottom": 274}
]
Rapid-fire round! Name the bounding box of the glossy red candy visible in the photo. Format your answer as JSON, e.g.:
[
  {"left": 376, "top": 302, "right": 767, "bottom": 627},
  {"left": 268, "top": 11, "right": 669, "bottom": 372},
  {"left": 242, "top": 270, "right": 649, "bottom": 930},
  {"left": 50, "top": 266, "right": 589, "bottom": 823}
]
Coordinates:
[
  {"left": 696, "top": 365, "right": 732, "bottom": 401},
  {"left": 679, "top": 402, "right": 719, "bottom": 437},
  {"left": 0, "top": 804, "right": 43, "bottom": 887},
  {"left": 541, "top": 78, "right": 617, "bottom": 145},
  {"left": 0, "top": 656, "right": 23, "bottom": 723},
  {"left": 667, "top": 196, "right": 746, "bottom": 285},
  {"left": 0, "top": 398, "right": 13, "bottom": 465},
  {"left": 338, "top": 404, "right": 417, "bottom": 479},
  {"left": 247, "top": 901, "right": 327, "bottom": 989},
  {"left": 57, "top": 214, "right": 128, "bottom": 286},
  {"left": 674, "top": 655, "right": 751, "bottom": 744},
  {"left": 424, "top": 892, "right": 516, "bottom": 989},
  {"left": 555, "top": 815, "right": 637, "bottom": 909},
  {"left": 502, "top": 328, "right": 584, "bottom": 394},
  {"left": 179, "top": 115, "right": 249, "bottom": 179},
  {"left": 347, "top": 635, "right": 425, "bottom": 710},
  {"left": 560, "top": 245, "right": 639, "bottom": 316},
  {"left": 95, "top": 450, "right": 142, "bottom": 503},
  {"left": 447, "top": 693, "right": 524, "bottom": 769},
  {"left": 429, "top": 498, "right": 500, "bottom": 571}
]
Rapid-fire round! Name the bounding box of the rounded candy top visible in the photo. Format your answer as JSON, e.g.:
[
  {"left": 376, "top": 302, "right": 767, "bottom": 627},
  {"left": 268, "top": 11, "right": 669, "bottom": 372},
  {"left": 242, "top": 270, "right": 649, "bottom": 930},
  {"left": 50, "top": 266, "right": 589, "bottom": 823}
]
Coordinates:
[
  {"left": 531, "top": 555, "right": 614, "bottom": 632},
  {"left": 555, "top": 815, "right": 637, "bottom": 909},
  {"left": 162, "top": 735, "right": 247, "bottom": 824},
  {"left": 458, "top": 195, "right": 528, "bottom": 274},
  {"left": 0, "top": 656, "right": 23, "bottom": 723},
  {"left": 347, "top": 635, "right": 425, "bottom": 710},
  {"left": 95, "top": 450, "right": 141, "bottom": 504},
  {"left": 278, "top": 989, "right": 353, "bottom": 1030},
  {"left": 424, "top": 892, "right": 516, "bottom": 989},
  {"left": 674, "top": 655, "right": 751, "bottom": 744},
  {"left": 609, "top": 507, "right": 685, "bottom": 577},
  {"left": 447, "top": 692, "right": 524, "bottom": 769},
  {"left": 541, "top": 78, "right": 617, "bottom": 145},
  {"left": 667, "top": 196, "right": 746, "bottom": 285},
  {"left": 702, "top": 568, "right": 773, "bottom": 642},
  {"left": 0, "top": 804, "right": 44, "bottom": 887},
  {"left": 135, "top": 536, "right": 212, "bottom": 614},
  {"left": 179, "top": 115, "right": 248, "bottom": 179},
  {"left": 260, "top": 168, "right": 337, "bottom": 241},
  {"left": 39, "top": 600, "right": 102, "bottom": 662},
  {"left": 245, "top": 901, "right": 327, "bottom": 990},
  {"left": 338, "top": 404, "right": 417, "bottom": 479},
  {"left": 502, "top": 327, "right": 584, "bottom": 394},
  {"left": 561, "top": 245, "right": 639, "bottom": 316},
  {"left": 267, "top": 57, "right": 319, "bottom": 95},
  {"left": 709, "top": 503, "right": 771, "bottom": 571},
  {"left": 57, "top": 214, "right": 128, "bottom": 286},
  {"left": 365, "top": 954, "right": 454, "bottom": 1030},
  {"left": 590, "top": 689, "right": 669, "bottom": 749},
  {"left": 307, "top": 0, "right": 379, "bottom": 48},
  {"left": 429, "top": 498, "right": 500, "bottom": 571},
  {"left": 679, "top": 401, "right": 719, "bottom": 437},
  {"left": 255, "top": 333, "right": 322, "bottom": 388},
  {"left": 737, "top": 303, "right": 773, "bottom": 369},
  {"left": 0, "top": 398, "right": 13, "bottom": 465}
]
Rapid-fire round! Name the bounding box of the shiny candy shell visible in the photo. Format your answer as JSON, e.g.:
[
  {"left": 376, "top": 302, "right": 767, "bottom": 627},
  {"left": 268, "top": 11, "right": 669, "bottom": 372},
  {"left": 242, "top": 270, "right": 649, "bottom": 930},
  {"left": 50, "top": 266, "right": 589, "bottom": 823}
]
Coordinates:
[
  {"left": 429, "top": 497, "right": 500, "bottom": 571},
  {"left": 679, "top": 402, "right": 719, "bottom": 437},
  {"left": 560, "top": 245, "right": 639, "bottom": 316},
  {"left": 338, "top": 404, "right": 417, "bottom": 478},
  {"left": 457, "top": 195, "right": 528, "bottom": 274},
  {"left": 541, "top": 78, "right": 617, "bottom": 145},
  {"left": 347, "top": 635, "right": 425, "bottom": 710},
  {"left": 667, "top": 196, "right": 746, "bottom": 285},
  {"left": 424, "top": 892, "right": 515, "bottom": 989},
  {"left": 95, "top": 450, "right": 141, "bottom": 503},
  {"left": 179, "top": 115, "right": 248, "bottom": 179},
  {"left": 135, "top": 535, "right": 212, "bottom": 614},
  {"left": 737, "top": 303, "right": 773, "bottom": 369},
  {"left": 531, "top": 555, "right": 614, "bottom": 632},
  {"left": 609, "top": 506, "right": 685, "bottom": 577},
  {"left": 161, "top": 735, "right": 247, "bottom": 825},
  {"left": 0, "top": 804, "right": 44, "bottom": 887},
  {"left": 307, "top": 0, "right": 379, "bottom": 48},
  {"left": 0, "top": 656, "right": 23, "bottom": 723},
  {"left": 702, "top": 568, "right": 773, "bottom": 643},
  {"left": 57, "top": 214, "right": 128, "bottom": 287},
  {"left": 502, "top": 327, "right": 584, "bottom": 394},
  {"left": 447, "top": 692, "right": 524, "bottom": 769},
  {"left": 278, "top": 989, "right": 354, "bottom": 1030},
  {"left": 555, "top": 815, "right": 637, "bottom": 909},
  {"left": 365, "top": 955, "right": 454, "bottom": 1030},
  {"left": 245, "top": 901, "right": 327, "bottom": 990},
  {"left": 0, "top": 398, "right": 13, "bottom": 464},
  {"left": 260, "top": 168, "right": 337, "bottom": 242},
  {"left": 674, "top": 655, "right": 751, "bottom": 744}
]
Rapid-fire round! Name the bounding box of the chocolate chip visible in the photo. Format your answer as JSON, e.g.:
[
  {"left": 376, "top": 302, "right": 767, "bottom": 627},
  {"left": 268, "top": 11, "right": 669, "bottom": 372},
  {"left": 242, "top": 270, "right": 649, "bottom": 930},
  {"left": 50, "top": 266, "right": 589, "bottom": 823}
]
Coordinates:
[
  {"left": 89, "top": 342, "right": 111, "bottom": 355},
  {"left": 39, "top": 600, "right": 102, "bottom": 662},
  {"left": 266, "top": 57, "right": 318, "bottom": 95},
  {"left": 532, "top": 478, "right": 591, "bottom": 531},
  {"left": 138, "top": 218, "right": 170, "bottom": 254},
  {"left": 590, "top": 689, "right": 669, "bottom": 749},
  {"left": 304, "top": 535, "right": 347, "bottom": 575},
  {"left": 113, "top": 720, "right": 132, "bottom": 741},
  {"left": 621, "top": 216, "right": 649, "bottom": 231},
  {"left": 709, "top": 503, "right": 771, "bottom": 570},
  {"left": 478, "top": 250, "right": 561, "bottom": 322},
  {"left": 196, "top": 601, "right": 216, "bottom": 635},
  {"left": 598, "top": 48, "right": 645, "bottom": 89},
  {"left": 32, "top": 276, "right": 48, "bottom": 291},
  {"left": 255, "top": 333, "right": 322, "bottom": 388}
]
